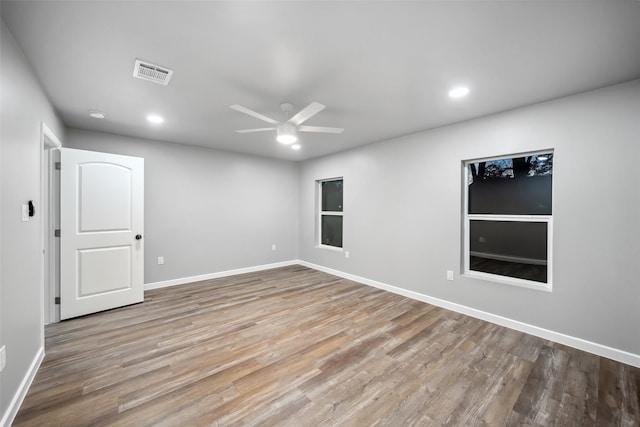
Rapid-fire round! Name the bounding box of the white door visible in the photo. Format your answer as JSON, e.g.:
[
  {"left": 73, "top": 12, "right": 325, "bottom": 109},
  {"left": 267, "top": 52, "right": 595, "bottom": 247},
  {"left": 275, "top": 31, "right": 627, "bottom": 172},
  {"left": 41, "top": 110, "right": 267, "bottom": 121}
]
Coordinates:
[{"left": 60, "top": 148, "right": 144, "bottom": 320}]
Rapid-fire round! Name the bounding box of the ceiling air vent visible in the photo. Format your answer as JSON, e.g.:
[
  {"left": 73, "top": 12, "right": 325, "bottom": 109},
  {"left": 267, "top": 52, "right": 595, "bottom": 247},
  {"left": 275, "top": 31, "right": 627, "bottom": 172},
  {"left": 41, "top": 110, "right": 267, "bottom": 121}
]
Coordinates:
[{"left": 132, "top": 59, "right": 174, "bottom": 86}]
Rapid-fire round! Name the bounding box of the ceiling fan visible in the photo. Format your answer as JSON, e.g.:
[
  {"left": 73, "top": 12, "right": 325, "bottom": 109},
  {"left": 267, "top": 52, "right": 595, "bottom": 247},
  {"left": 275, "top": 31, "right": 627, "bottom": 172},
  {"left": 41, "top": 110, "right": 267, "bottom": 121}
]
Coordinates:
[{"left": 230, "top": 102, "right": 344, "bottom": 145}]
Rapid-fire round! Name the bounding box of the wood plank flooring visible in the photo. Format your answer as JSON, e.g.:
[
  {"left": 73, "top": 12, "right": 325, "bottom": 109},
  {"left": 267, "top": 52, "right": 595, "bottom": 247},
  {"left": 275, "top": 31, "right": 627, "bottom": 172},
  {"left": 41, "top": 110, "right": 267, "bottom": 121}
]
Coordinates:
[{"left": 13, "top": 266, "right": 640, "bottom": 426}]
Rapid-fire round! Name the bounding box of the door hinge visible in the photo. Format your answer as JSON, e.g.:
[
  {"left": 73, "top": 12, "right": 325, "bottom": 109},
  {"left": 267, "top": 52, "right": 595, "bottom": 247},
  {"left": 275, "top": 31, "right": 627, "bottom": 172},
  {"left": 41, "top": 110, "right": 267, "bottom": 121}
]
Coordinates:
[
  {"left": 54, "top": 297, "right": 61, "bottom": 305},
  {"left": 55, "top": 162, "right": 61, "bottom": 170},
  {"left": 54, "top": 229, "right": 61, "bottom": 237}
]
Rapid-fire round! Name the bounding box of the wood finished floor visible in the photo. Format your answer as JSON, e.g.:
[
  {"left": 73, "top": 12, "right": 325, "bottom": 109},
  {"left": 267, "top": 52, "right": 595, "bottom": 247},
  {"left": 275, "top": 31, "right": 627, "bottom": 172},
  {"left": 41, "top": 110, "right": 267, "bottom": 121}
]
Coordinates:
[{"left": 14, "top": 266, "right": 640, "bottom": 426}]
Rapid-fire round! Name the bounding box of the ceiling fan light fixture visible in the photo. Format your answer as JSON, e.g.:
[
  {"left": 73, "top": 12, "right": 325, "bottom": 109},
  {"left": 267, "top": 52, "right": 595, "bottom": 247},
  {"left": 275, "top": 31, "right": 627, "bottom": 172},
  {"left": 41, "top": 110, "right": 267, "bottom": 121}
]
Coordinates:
[
  {"left": 276, "top": 123, "right": 297, "bottom": 144},
  {"left": 231, "top": 102, "right": 342, "bottom": 146}
]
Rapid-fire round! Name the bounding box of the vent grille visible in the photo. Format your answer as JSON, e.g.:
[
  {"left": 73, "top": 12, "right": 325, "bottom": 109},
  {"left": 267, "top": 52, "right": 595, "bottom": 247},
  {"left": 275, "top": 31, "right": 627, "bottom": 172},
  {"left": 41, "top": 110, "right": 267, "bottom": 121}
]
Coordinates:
[{"left": 132, "top": 59, "right": 174, "bottom": 86}]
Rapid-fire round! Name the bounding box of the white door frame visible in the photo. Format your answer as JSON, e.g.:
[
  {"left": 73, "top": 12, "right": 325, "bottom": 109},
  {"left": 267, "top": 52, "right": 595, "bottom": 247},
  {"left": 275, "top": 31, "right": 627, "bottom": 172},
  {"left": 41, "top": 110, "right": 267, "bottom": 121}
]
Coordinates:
[{"left": 41, "top": 122, "right": 61, "bottom": 326}]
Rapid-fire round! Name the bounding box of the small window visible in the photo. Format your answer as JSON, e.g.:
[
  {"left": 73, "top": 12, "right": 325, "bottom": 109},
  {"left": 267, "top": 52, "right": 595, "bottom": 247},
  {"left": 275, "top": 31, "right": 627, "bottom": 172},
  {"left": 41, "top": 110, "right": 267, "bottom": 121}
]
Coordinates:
[
  {"left": 464, "top": 152, "right": 553, "bottom": 290},
  {"left": 318, "top": 178, "right": 343, "bottom": 248}
]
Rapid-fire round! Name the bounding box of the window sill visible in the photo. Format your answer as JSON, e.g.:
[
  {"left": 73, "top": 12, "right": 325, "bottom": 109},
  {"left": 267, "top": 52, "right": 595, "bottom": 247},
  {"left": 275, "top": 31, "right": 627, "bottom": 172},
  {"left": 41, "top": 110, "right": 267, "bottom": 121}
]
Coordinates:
[
  {"left": 463, "top": 270, "right": 552, "bottom": 292},
  {"left": 316, "top": 244, "right": 344, "bottom": 252}
]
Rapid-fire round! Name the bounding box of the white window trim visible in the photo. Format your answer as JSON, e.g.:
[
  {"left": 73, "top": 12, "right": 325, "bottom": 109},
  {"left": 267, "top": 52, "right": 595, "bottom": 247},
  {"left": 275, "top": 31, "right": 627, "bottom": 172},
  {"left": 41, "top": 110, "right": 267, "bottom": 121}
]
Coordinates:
[
  {"left": 462, "top": 151, "right": 553, "bottom": 291},
  {"left": 466, "top": 149, "right": 553, "bottom": 164},
  {"left": 317, "top": 177, "right": 344, "bottom": 250}
]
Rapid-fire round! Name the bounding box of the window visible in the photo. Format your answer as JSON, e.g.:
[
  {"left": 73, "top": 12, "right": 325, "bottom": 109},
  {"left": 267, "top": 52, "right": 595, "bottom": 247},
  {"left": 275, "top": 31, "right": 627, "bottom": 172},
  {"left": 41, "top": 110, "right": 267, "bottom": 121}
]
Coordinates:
[
  {"left": 464, "top": 152, "right": 553, "bottom": 290},
  {"left": 318, "top": 178, "right": 343, "bottom": 248}
]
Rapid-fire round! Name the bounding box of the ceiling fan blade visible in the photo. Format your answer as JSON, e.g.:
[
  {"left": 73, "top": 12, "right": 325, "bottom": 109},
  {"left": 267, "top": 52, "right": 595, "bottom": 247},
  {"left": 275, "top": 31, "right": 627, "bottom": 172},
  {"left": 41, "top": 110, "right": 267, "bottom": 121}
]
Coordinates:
[
  {"left": 288, "top": 102, "right": 326, "bottom": 126},
  {"left": 298, "top": 125, "right": 344, "bottom": 134},
  {"left": 235, "top": 127, "right": 275, "bottom": 133},
  {"left": 230, "top": 105, "right": 279, "bottom": 124}
]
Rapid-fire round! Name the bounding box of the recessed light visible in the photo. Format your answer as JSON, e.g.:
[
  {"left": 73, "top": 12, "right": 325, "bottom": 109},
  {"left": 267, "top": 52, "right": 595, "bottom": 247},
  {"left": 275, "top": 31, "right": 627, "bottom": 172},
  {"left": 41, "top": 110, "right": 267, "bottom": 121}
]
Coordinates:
[
  {"left": 448, "top": 86, "right": 470, "bottom": 99},
  {"left": 146, "top": 114, "right": 164, "bottom": 124},
  {"left": 291, "top": 144, "right": 301, "bottom": 150},
  {"left": 88, "top": 110, "right": 105, "bottom": 119},
  {"left": 147, "top": 114, "right": 164, "bottom": 124}
]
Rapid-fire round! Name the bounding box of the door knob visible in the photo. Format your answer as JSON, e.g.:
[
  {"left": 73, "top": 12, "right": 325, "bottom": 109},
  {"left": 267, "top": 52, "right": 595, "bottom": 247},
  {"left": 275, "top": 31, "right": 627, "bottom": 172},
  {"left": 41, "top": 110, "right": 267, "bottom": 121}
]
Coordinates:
[{"left": 135, "top": 234, "right": 142, "bottom": 240}]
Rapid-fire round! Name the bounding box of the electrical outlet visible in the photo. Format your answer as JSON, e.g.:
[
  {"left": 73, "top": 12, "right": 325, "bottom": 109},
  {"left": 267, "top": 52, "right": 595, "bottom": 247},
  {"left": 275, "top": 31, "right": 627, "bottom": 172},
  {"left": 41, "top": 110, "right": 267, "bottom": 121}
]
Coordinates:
[
  {"left": 272, "top": 244, "right": 276, "bottom": 251},
  {"left": 157, "top": 256, "right": 164, "bottom": 265},
  {"left": 447, "top": 270, "right": 454, "bottom": 281},
  {"left": 345, "top": 251, "right": 350, "bottom": 259},
  {"left": 0, "top": 345, "right": 6, "bottom": 372}
]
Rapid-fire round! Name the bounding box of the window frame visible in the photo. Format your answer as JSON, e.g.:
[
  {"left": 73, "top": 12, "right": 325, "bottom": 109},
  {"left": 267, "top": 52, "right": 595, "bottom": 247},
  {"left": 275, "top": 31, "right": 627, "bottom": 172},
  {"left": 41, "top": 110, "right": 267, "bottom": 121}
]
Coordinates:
[
  {"left": 317, "top": 177, "right": 344, "bottom": 250},
  {"left": 462, "top": 150, "right": 553, "bottom": 291}
]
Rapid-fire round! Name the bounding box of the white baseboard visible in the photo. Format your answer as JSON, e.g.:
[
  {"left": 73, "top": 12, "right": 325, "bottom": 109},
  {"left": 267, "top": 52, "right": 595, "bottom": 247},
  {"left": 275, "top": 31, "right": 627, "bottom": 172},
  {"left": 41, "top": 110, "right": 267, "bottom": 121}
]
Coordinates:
[
  {"left": 144, "top": 260, "right": 299, "bottom": 291},
  {"left": 1, "top": 346, "right": 45, "bottom": 427},
  {"left": 298, "top": 260, "right": 640, "bottom": 368}
]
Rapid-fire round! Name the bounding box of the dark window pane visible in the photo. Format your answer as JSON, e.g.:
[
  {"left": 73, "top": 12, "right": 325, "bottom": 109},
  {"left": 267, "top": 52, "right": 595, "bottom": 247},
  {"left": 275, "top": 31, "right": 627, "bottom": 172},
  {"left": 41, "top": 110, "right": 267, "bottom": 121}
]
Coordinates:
[
  {"left": 470, "top": 256, "right": 547, "bottom": 284},
  {"left": 321, "top": 215, "right": 343, "bottom": 248},
  {"left": 468, "top": 154, "right": 552, "bottom": 215},
  {"left": 469, "top": 220, "right": 547, "bottom": 283},
  {"left": 322, "top": 180, "right": 343, "bottom": 212}
]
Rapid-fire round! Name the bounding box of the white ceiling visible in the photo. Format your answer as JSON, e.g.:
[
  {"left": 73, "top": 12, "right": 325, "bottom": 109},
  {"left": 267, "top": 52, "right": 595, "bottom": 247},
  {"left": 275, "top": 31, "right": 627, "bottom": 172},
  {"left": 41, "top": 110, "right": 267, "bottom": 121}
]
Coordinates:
[{"left": 2, "top": 1, "right": 640, "bottom": 161}]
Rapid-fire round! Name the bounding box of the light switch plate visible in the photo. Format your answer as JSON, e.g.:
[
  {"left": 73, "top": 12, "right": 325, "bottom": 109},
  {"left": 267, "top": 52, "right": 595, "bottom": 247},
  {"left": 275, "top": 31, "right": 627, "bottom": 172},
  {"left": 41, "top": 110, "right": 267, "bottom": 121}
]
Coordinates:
[
  {"left": 0, "top": 345, "right": 6, "bottom": 372},
  {"left": 21, "top": 204, "right": 29, "bottom": 222},
  {"left": 157, "top": 256, "right": 164, "bottom": 265}
]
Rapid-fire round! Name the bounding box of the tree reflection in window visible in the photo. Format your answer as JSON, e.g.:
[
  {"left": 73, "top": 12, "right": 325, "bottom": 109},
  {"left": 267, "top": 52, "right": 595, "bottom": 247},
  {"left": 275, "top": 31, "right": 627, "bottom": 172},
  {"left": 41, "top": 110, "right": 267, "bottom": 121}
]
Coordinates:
[{"left": 468, "top": 154, "right": 552, "bottom": 184}]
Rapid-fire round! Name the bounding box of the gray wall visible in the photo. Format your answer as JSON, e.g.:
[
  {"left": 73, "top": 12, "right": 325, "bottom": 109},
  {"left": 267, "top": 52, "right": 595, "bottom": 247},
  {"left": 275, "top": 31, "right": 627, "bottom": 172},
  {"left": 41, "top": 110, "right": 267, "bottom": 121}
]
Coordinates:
[
  {"left": 299, "top": 80, "right": 640, "bottom": 355},
  {"left": 0, "top": 20, "right": 65, "bottom": 419},
  {"left": 65, "top": 130, "right": 299, "bottom": 285}
]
